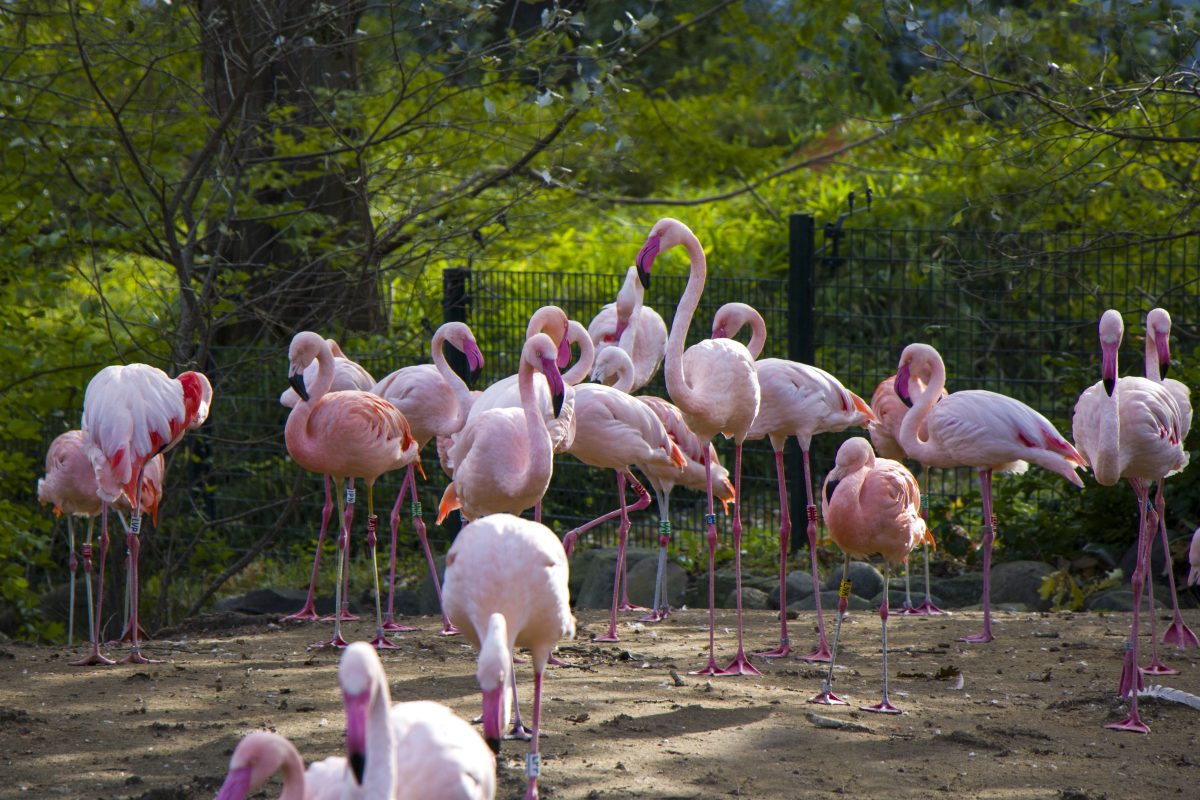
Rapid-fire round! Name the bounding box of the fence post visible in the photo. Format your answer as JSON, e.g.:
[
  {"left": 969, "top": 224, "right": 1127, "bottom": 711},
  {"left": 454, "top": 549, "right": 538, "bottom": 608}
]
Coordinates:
[
  {"left": 442, "top": 267, "right": 472, "bottom": 380},
  {"left": 787, "top": 214, "right": 816, "bottom": 556}
]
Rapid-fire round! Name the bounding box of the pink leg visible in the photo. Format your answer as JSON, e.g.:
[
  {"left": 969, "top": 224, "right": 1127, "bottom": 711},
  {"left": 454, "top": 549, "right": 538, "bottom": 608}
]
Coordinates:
[
  {"left": 810, "top": 555, "right": 851, "bottom": 705},
  {"left": 523, "top": 669, "right": 545, "bottom": 800},
  {"left": 1154, "top": 483, "right": 1199, "bottom": 650},
  {"left": 862, "top": 569, "right": 901, "bottom": 714},
  {"left": 799, "top": 449, "right": 832, "bottom": 662},
  {"left": 66, "top": 516, "right": 77, "bottom": 647},
  {"left": 122, "top": 464, "right": 157, "bottom": 664},
  {"left": 312, "top": 479, "right": 353, "bottom": 650},
  {"left": 562, "top": 479, "right": 652, "bottom": 559},
  {"left": 1108, "top": 482, "right": 1152, "bottom": 733},
  {"left": 689, "top": 446, "right": 722, "bottom": 676},
  {"left": 593, "top": 474, "right": 629, "bottom": 642},
  {"left": 381, "top": 472, "right": 419, "bottom": 633},
  {"left": 366, "top": 507, "right": 400, "bottom": 651},
  {"left": 719, "top": 444, "right": 761, "bottom": 676},
  {"left": 506, "top": 658, "right": 533, "bottom": 740},
  {"left": 283, "top": 474, "right": 333, "bottom": 622},
  {"left": 71, "top": 503, "right": 115, "bottom": 666},
  {"left": 406, "top": 468, "right": 457, "bottom": 635},
  {"left": 959, "top": 470, "right": 995, "bottom": 644},
  {"left": 911, "top": 465, "right": 948, "bottom": 615},
  {"left": 756, "top": 447, "right": 793, "bottom": 657},
  {"left": 617, "top": 475, "right": 649, "bottom": 612},
  {"left": 639, "top": 489, "right": 673, "bottom": 623}
]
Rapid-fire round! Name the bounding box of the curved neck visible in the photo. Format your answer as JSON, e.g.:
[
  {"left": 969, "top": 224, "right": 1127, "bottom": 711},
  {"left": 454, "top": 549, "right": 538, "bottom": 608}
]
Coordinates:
[
  {"left": 433, "top": 328, "right": 474, "bottom": 428},
  {"left": 563, "top": 322, "right": 595, "bottom": 385},
  {"left": 738, "top": 310, "right": 766, "bottom": 359},
  {"left": 276, "top": 741, "right": 307, "bottom": 800},
  {"left": 310, "top": 339, "right": 336, "bottom": 403},
  {"left": 479, "top": 612, "right": 512, "bottom": 688},
  {"left": 665, "top": 233, "right": 707, "bottom": 411},
  {"left": 519, "top": 356, "right": 554, "bottom": 480},
  {"left": 1144, "top": 331, "right": 1161, "bottom": 381},
  {"left": 897, "top": 354, "right": 946, "bottom": 465}
]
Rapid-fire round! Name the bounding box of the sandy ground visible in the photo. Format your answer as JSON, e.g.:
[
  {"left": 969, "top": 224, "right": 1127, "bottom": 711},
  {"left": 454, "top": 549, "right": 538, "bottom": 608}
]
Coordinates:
[{"left": 0, "top": 606, "right": 1197, "bottom": 800}]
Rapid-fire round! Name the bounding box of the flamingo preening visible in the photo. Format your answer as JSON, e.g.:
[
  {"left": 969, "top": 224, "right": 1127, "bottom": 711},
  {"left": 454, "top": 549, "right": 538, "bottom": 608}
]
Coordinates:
[{"left": 587, "top": 265, "right": 668, "bottom": 392}]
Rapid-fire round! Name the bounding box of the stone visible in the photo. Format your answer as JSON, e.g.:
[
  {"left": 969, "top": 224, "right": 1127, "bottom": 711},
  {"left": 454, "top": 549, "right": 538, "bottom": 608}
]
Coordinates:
[
  {"left": 823, "top": 561, "right": 884, "bottom": 600},
  {"left": 989, "top": 560, "right": 1055, "bottom": 611},
  {"left": 572, "top": 548, "right": 655, "bottom": 609},
  {"left": 869, "top": 588, "right": 945, "bottom": 611},
  {"left": 929, "top": 573, "right": 983, "bottom": 608},
  {"left": 790, "top": 590, "right": 873, "bottom": 612},
  {"left": 214, "top": 588, "right": 350, "bottom": 616},
  {"left": 625, "top": 555, "right": 687, "bottom": 609},
  {"left": 725, "top": 586, "right": 770, "bottom": 610},
  {"left": 768, "top": 569, "right": 818, "bottom": 609},
  {"left": 1085, "top": 589, "right": 1168, "bottom": 612}
]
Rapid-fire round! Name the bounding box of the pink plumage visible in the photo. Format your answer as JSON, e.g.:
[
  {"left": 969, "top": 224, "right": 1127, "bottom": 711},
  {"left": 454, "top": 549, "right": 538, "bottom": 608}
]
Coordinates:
[
  {"left": 1188, "top": 528, "right": 1200, "bottom": 587},
  {"left": 280, "top": 338, "right": 375, "bottom": 408},
  {"left": 587, "top": 265, "right": 668, "bottom": 391},
  {"left": 215, "top": 730, "right": 348, "bottom": 800}
]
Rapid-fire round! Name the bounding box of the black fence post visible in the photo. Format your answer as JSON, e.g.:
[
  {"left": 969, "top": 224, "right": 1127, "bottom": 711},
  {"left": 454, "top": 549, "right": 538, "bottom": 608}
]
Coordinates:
[
  {"left": 440, "top": 267, "right": 472, "bottom": 538},
  {"left": 787, "top": 214, "right": 816, "bottom": 556}
]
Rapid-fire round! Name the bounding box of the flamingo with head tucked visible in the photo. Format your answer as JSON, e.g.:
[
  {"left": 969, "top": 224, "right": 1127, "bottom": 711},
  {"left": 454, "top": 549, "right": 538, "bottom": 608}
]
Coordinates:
[
  {"left": 285, "top": 332, "right": 418, "bottom": 650},
  {"left": 587, "top": 265, "right": 668, "bottom": 391},
  {"left": 711, "top": 302, "right": 874, "bottom": 661},
  {"left": 371, "top": 322, "right": 484, "bottom": 635},
  {"left": 74, "top": 362, "right": 211, "bottom": 666},
  {"left": 895, "top": 342, "right": 1084, "bottom": 645},
  {"left": 215, "top": 731, "right": 348, "bottom": 800},
  {"left": 635, "top": 217, "right": 762, "bottom": 677},
  {"left": 1073, "top": 309, "right": 1186, "bottom": 733}
]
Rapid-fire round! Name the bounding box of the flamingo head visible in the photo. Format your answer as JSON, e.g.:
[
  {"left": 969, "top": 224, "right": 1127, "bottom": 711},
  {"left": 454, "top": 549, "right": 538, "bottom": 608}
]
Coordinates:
[
  {"left": 477, "top": 613, "right": 512, "bottom": 753},
  {"left": 1099, "top": 309, "right": 1124, "bottom": 396},
  {"left": 480, "top": 683, "right": 505, "bottom": 754},
  {"left": 634, "top": 223, "right": 669, "bottom": 289},
  {"left": 1147, "top": 307, "right": 1172, "bottom": 380},
  {"left": 614, "top": 265, "right": 642, "bottom": 338},
  {"left": 287, "top": 372, "right": 309, "bottom": 402},
  {"left": 216, "top": 732, "right": 290, "bottom": 800},
  {"left": 463, "top": 337, "right": 485, "bottom": 388},
  {"left": 287, "top": 331, "right": 326, "bottom": 402},
  {"left": 177, "top": 371, "right": 212, "bottom": 429},
  {"left": 527, "top": 333, "right": 566, "bottom": 416},
  {"left": 824, "top": 437, "right": 875, "bottom": 504},
  {"left": 893, "top": 360, "right": 913, "bottom": 408},
  {"left": 339, "top": 642, "right": 386, "bottom": 786}
]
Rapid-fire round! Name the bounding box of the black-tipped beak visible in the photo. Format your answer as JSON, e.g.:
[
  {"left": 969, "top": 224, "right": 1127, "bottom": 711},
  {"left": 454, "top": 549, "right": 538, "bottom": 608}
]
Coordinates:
[
  {"left": 289, "top": 373, "right": 309, "bottom": 402},
  {"left": 824, "top": 478, "right": 840, "bottom": 504},
  {"left": 468, "top": 365, "right": 482, "bottom": 388},
  {"left": 486, "top": 736, "right": 501, "bottom": 755},
  {"left": 1103, "top": 376, "right": 1115, "bottom": 397},
  {"left": 552, "top": 389, "right": 565, "bottom": 418},
  {"left": 350, "top": 751, "right": 365, "bottom": 784},
  {"left": 1160, "top": 359, "right": 1170, "bottom": 380},
  {"left": 637, "top": 264, "right": 650, "bottom": 289}
]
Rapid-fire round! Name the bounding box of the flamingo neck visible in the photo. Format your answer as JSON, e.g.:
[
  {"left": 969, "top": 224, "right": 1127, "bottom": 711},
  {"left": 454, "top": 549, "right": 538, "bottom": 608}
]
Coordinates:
[
  {"left": 1144, "top": 332, "right": 1162, "bottom": 381},
  {"left": 363, "top": 674, "right": 397, "bottom": 795},
  {"left": 897, "top": 355, "right": 946, "bottom": 465},
  {"left": 518, "top": 356, "right": 553, "bottom": 482},
  {"left": 275, "top": 740, "right": 307, "bottom": 800},
  {"left": 434, "top": 329, "right": 474, "bottom": 430},
  {"left": 284, "top": 339, "right": 335, "bottom": 450},
  {"left": 665, "top": 233, "right": 707, "bottom": 411},
  {"left": 1091, "top": 383, "right": 1122, "bottom": 486},
  {"left": 479, "top": 613, "right": 512, "bottom": 690},
  {"left": 563, "top": 324, "right": 595, "bottom": 385},
  {"left": 741, "top": 311, "right": 766, "bottom": 360}
]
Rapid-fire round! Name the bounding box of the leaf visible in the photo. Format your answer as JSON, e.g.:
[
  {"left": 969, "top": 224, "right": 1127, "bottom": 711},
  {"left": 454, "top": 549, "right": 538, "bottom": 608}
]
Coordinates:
[{"left": 843, "top": 13, "right": 862, "bottom": 34}]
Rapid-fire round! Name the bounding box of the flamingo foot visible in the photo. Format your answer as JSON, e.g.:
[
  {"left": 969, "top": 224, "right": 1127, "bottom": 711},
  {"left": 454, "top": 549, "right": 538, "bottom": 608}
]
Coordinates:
[
  {"left": 120, "top": 622, "right": 150, "bottom": 644},
  {"left": 308, "top": 633, "right": 350, "bottom": 650},
  {"left": 637, "top": 609, "right": 667, "bottom": 623},
  {"left": 1139, "top": 659, "right": 1178, "bottom": 676},
  {"left": 957, "top": 631, "right": 994, "bottom": 644},
  {"left": 319, "top": 609, "right": 360, "bottom": 622},
  {"left": 1105, "top": 714, "right": 1150, "bottom": 734},
  {"left": 717, "top": 649, "right": 762, "bottom": 677},
  {"left": 70, "top": 649, "right": 116, "bottom": 667},
  {"left": 1161, "top": 618, "right": 1200, "bottom": 649},
  {"left": 282, "top": 603, "right": 321, "bottom": 622},
  {"left": 893, "top": 604, "right": 923, "bottom": 616},
  {"left": 547, "top": 655, "right": 571, "bottom": 667},
  {"left": 688, "top": 657, "right": 722, "bottom": 676},
  {"left": 617, "top": 601, "right": 647, "bottom": 612},
  {"left": 524, "top": 782, "right": 539, "bottom": 800},
  {"left": 1116, "top": 651, "right": 1144, "bottom": 698},
  {"left": 798, "top": 641, "right": 833, "bottom": 663},
  {"left": 369, "top": 633, "right": 401, "bottom": 650},
  {"left": 913, "top": 599, "right": 949, "bottom": 615},
  {"left": 438, "top": 622, "right": 461, "bottom": 636},
  {"left": 381, "top": 619, "right": 419, "bottom": 632},
  {"left": 504, "top": 722, "right": 533, "bottom": 741},
  {"left": 591, "top": 627, "right": 619, "bottom": 643},
  {"left": 862, "top": 700, "right": 902, "bottom": 714},
  {"left": 121, "top": 649, "right": 160, "bottom": 665},
  {"left": 808, "top": 689, "right": 848, "bottom": 705},
  {"left": 753, "top": 642, "right": 793, "bottom": 659}
]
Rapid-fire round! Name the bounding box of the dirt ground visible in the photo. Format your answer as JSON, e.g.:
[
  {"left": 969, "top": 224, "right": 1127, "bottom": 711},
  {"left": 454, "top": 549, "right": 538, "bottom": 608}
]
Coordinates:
[{"left": 0, "top": 606, "right": 1197, "bottom": 800}]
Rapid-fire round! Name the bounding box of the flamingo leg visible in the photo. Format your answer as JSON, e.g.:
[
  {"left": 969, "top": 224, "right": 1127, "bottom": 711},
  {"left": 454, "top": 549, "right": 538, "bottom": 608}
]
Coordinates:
[
  {"left": 409, "top": 466, "right": 458, "bottom": 635},
  {"left": 366, "top": 486, "right": 400, "bottom": 651},
  {"left": 523, "top": 668, "right": 545, "bottom": 800},
  {"left": 283, "top": 474, "right": 334, "bottom": 622},
  {"left": 689, "top": 445, "right": 722, "bottom": 676},
  {"left": 810, "top": 554, "right": 851, "bottom": 705},
  {"left": 755, "top": 447, "right": 793, "bottom": 657},
  {"left": 80, "top": 516, "right": 96, "bottom": 651},
  {"left": 913, "top": 466, "right": 947, "bottom": 615},
  {"left": 72, "top": 503, "right": 114, "bottom": 666},
  {"left": 1139, "top": 481, "right": 1175, "bottom": 673},
  {"left": 66, "top": 516, "right": 77, "bottom": 647},
  {"left": 617, "top": 475, "right": 649, "bottom": 612},
  {"left": 117, "top": 511, "right": 147, "bottom": 645},
  {"left": 862, "top": 567, "right": 901, "bottom": 714},
  {"left": 122, "top": 463, "right": 157, "bottom": 664},
  {"left": 381, "top": 471, "right": 419, "bottom": 633},
  {"left": 311, "top": 478, "right": 351, "bottom": 649},
  {"left": 719, "top": 442, "right": 761, "bottom": 676},
  {"left": 799, "top": 448, "right": 832, "bottom": 662},
  {"left": 561, "top": 479, "right": 652, "bottom": 558},
  {"left": 959, "top": 469, "right": 996, "bottom": 644},
  {"left": 1154, "top": 482, "right": 1199, "bottom": 650},
  {"left": 505, "top": 656, "right": 533, "bottom": 740},
  {"left": 639, "top": 486, "right": 672, "bottom": 623},
  {"left": 1108, "top": 482, "right": 1153, "bottom": 733},
  {"left": 593, "top": 473, "right": 629, "bottom": 643}
]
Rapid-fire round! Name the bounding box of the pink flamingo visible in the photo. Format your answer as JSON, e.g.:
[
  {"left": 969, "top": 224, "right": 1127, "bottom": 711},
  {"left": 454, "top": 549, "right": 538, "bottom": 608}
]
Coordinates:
[
  {"left": 37, "top": 431, "right": 162, "bottom": 647},
  {"left": 895, "top": 342, "right": 1085, "bottom": 644},
  {"left": 371, "top": 322, "right": 485, "bottom": 636},
  {"left": 1072, "top": 310, "right": 1186, "bottom": 733},
  {"left": 711, "top": 302, "right": 874, "bottom": 660},
  {"left": 1143, "top": 308, "right": 1198, "bottom": 651},
  {"left": 636, "top": 217, "right": 762, "bottom": 676},
  {"left": 279, "top": 338, "right": 376, "bottom": 624},
  {"left": 587, "top": 265, "right": 668, "bottom": 391},
  {"left": 74, "top": 363, "right": 211, "bottom": 666},
  {"left": 1188, "top": 528, "right": 1200, "bottom": 587},
  {"left": 436, "top": 334, "right": 566, "bottom": 523},
  {"left": 216, "top": 731, "right": 349, "bottom": 800},
  {"left": 339, "top": 642, "right": 496, "bottom": 799},
  {"left": 869, "top": 371, "right": 949, "bottom": 615},
  {"left": 442, "top": 513, "right": 574, "bottom": 800},
  {"left": 811, "top": 437, "right": 930, "bottom": 711},
  {"left": 559, "top": 347, "right": 686, "bottom": 641},
  {"left": 285, "top": 332, "right": 418, "bottom": 650}
]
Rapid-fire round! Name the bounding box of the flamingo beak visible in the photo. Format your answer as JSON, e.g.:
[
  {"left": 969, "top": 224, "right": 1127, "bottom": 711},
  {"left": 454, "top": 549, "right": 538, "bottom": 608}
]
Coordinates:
[
  {"left": 542, "top": 358, "right": 566, "bottom": 417},
  {"left": 1102, "top": 340, "right": 1118, "bottom": 397},
  {"left": 556, "top": 334, "right": 572, "bottom": 369},
  {"left": 214, "top": 765, "right": 253, "bottom": 800},
  {"left": 635, "top": 234, "right": 659, "bottom": 288},
  {"left": 288, "top": 372, "right": 309, "bottom": 402},
  {"left": 465, "top": 340, "right": 485, "bottom": 388},
  {"left": 481, "top": 685, "right": 505, "bottom": 754},
  {"left": 851, "top": 392, "right": 876, "bottom": 422},
  {"left": 713, "top": 323, "right": 727, "bottom": 339},
  {"left": 894, "top": 362, "right": 912, "bottom": 408},
  {"left": 1156, "top": 334, "right": 1171, "bottom": 380},
  {"left": 343, "top": 689, "right": 369, "bottom": 785}
]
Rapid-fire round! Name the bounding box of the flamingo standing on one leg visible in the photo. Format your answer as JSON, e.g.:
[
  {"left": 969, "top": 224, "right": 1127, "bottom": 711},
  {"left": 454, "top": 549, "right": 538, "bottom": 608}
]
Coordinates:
[
  {"left": 588, "top": 265, "right": 668, "bottom": 392},
  {"left": 895, "top": 342, "right": 1085, "bottom": 644},
  {"left": 280, "top": 339, "right": 376, "bottom": 623},
  {"left": 372, "top": 322, "right": 485, "bottom": 635},
  {"left": 74, "top": 363, "right": 211, "bottom": 666},
  {"left": 1143, "top": 308, "right": 1198, "bottom": 652},
  {"left": 811, "top": 437, "right": 930, "bottom": 711},
  {"left": 215, "top": 731, "right": 349, "bottom": 800},
  {"left": 442, "top": 513, "right": 574, "bottom": 800},
  {"left": 635, "top": 217, "right": 762, "bottom": 677},
  {"left": 1073, "top": 310, "right": 1186, "bottom": 733},
  {"left": 710, "top": 302, "right": 874, "bottom": 660},
  {"left": 869, "top": 371, "right": 949, "bottom": 616},
  {"left": 285, "top": 332, "right": 418, "bottom": 650},
  {"left": 559, "top": 347, "right": 686, "bottom": 642}
]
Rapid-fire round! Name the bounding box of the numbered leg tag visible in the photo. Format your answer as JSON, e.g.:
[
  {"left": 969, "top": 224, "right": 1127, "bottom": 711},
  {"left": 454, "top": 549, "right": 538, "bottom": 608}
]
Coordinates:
[
  {"left": 659, "top": 520, "right": 672, "bottom": 536},
  {"left": 703, "top": 514, "right": 717, "bottom": 526},
  {"left": 411, "top": 501, "right": 422, "bottom": 519},
  {"left": 346, "top": 487, "right": 356, "bottom": 504},
  {"left": 525, "top": 753, "right": 541, "bottom": 778},
  {"left": 839, "top": 580, "right": 853, "bottom": 599},
  {"left": 129, "top": 514, "right": 141, "bottom": 535}
]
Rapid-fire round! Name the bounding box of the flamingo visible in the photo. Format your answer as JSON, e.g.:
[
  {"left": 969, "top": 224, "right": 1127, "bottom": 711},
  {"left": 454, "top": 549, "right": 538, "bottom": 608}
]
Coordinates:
[
  {"left": 710, "top": 302, "right": 874, "bottom": 660},
  {"left": 811, "top": 437, "right": 930, "bottom": 712},
  {"left": 279, "top": 339, "right": 376, "bottom": 623},
  {"left": 285, "top": 332, "right": 418, "bottom": 650},
  {"left": 37, "top": 431, "right": 162, "bottom": 647},
  {"left": 371, "top": 322, "right": 485, "bottom": 636},
  {"left": 1072, "top": 310, "right": 1186, "bottom": 733},
  {"left": 74, "top": 363, "right": 211, "bottom": 665},
  {"left": 442, "top": 513, "right": 574, "bottom": 800},
  {"left": 1188, "top": 527, "right": 1200, "bottom": 587},
  {"left": 559, "top": 347, "right": 686, "bottom": 641},
  {"left": 869, "top": 371, "right": 949, "bottom": 615},
  {"left": 339, "top": 642, "right": 496, "bottom": 799},
  {"left": 436, "top": 334, "right": 566, "bottom": 523},
  {"left": 895, "top": 342, "right": 1085, "bottom": 644},
  {"left": 215, "top": 731, "right": 348, "bottom": 800},
  {"left": 635, "top": 217, "right": 762, "bottom": 676},
  {"left": 587, "top": 265, "right": 668, "bottom": 391},
  {"left": 1143, "top": 308, "right": 1198, "bottom": 651}
]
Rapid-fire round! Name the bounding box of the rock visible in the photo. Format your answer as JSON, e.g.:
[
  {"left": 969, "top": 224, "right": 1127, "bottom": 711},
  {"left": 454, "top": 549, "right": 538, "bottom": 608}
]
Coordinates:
[
  {"left": 1119, "top": 528, "right": 1198, "bottom": 604},
  {"left": 213, "top": 588, "right": 350, "bottom": 616},
  {"left": 823, "top": 561, "right": 884, "bottom": 600},
  {"left": 768, "top": 569, "right": 818, "bottom": 609},
  {"left": 869, "top": 588, "right": 945, "bottom": 611},
  {"left": 1085, "top": 589, "right": 1168, "bottom": 612},
  {"left": 724, "top": 586, "right": 770, "bottom": 610},
  {"left": 929, "top": 573, "right": 983, "bottom": 608},
  {"left": 625, "top": 556, "right": 687, "bottom": 609},
  {"left": 790, "top": 590, "right": 873, "bottom": 612},
  {"left": 713, "top": 567, "right": 740, "bottom": 604},
  {"left": 572, "top": 548, "right": 655, "bottom": 609},
  {"left": 989, "top": 560, "right": 1055, "bottom": 611},
  {"left": 417, "top": 555, "right": 450, "bottom": 615}
]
